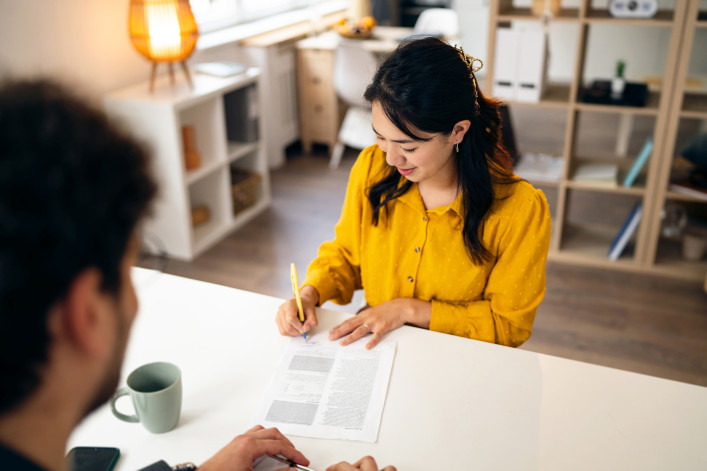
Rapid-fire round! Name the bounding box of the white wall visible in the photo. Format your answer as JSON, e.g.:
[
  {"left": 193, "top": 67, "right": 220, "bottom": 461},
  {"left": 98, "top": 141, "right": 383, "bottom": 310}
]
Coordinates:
[
  {"left": 0, "top": 0, "right": 704, "bottom": 102},
  {"left": 0, "top": 0, "right": 154, "bottom": 102}
]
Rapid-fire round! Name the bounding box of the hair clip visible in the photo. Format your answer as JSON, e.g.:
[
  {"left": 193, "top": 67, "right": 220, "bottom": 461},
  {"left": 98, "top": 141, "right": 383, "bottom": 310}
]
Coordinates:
[
  {"left": 454, "top": 45, "right": 484, "bottom": 74},
  {"left": 454, "top": 45, "right": 483, "bottom": 115}
]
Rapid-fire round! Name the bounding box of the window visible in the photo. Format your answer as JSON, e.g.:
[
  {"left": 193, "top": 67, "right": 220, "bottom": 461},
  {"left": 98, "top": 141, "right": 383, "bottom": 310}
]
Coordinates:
[{"left": 190, "top": 0, "right": 331, "bottom": 32}]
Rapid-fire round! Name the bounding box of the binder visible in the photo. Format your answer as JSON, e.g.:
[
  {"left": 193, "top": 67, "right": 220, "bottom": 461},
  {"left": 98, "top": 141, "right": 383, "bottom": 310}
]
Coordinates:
[
  {"left": 493, "top": 29, "right": 519, "bottom": 101},
  {"left": 516, "top": 29, "right": 547, "bottom": 102},
  {"left": 224, "top": 84, "right": 259, "bottom": 143},
  {"left": 608, "top": 203, "right": 643, "bottom": 261},
  {"left": 622, "top": 136, "right": 653, "bottom": 187}
]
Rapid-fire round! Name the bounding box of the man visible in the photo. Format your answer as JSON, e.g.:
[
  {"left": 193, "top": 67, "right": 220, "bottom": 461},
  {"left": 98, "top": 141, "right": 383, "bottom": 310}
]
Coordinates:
[{"left": 0, "top": 80, "right": 395, "bottom": 471}]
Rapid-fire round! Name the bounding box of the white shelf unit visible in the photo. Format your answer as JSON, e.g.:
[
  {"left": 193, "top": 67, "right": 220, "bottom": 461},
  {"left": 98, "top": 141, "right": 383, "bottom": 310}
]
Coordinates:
[{"left": 104, "top": 69, "right": 271, "bottom": 260}]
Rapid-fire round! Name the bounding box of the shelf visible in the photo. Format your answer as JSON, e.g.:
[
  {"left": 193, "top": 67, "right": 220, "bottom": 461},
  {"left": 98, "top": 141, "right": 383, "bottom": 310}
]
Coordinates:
[
  {"left": 575, "top": 90, "right": 661, "bottom": 115},
  {"left": 569, "top": 155, "right": 649, "bottom": 194},
  {"left": 232, "top": 197, "right": 269, "bottom": 231},
  {"left": 504, "top": 83, "right": 572, "bottom": 108},
  {"left": 485, "top": 0, "right": 697, "bottom": 280},
  {"left": 653, "top": 238, "right": 707, "bottom": 281},
  {"left": 497, "top": 7, "right": 580, "bottom": 22},
  {"left": 179, "top": 99, "right": 228, "bottom": 174},
  {"left": 559, "top": 223, "right": 638, "bottom": 264},
  {"left": 193, "top": 217, "right": 232, "bottom": 256},
  {"left": 189, "top": 169, "right": 230, "bottom": 254},
  {"left": 566, "top": 180, "right": 645, "bottom": 195},
  {"left": 106, "top": 70, "right": 261, "bottom": 110},
  {"left": 665, "top": 190, "right": 707, "bottom": 204},
  {"left": 228, "top": 141, "right": 260, "bottom": 163},
  {"left": 681, "top": 93, "right": 707, "bottom": 118},
  {"left": 185, "top": 159, "right": 224, "bottom": 186},
  {"left": 584, "top": 9, "right": 674, "bottom": 26},
  {"left": 105, "top": 68, "right": 268, "bottom": 261}
]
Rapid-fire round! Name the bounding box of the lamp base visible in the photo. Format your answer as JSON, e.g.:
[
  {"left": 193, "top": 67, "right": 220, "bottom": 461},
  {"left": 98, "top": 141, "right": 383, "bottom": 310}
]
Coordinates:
[{"left": 148, "top": 61, "right": 193, "bottom": 93}]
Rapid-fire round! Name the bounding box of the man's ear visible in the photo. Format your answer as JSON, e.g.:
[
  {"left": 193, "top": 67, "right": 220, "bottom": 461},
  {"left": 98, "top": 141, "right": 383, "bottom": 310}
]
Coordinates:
[{"left": 55, "top": 268, "right": 112, "bottom": 358}]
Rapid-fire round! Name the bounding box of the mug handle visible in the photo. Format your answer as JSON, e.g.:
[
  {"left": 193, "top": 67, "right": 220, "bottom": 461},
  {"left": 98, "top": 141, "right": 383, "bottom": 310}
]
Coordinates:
[{"left": 110, "top": 387, "right": 139, "bottom": 423}]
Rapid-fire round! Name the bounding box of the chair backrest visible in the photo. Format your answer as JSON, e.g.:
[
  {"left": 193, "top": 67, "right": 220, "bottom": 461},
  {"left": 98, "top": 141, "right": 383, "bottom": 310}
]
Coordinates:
[
  {"left": 333, "top": 40, "right": 379, "bottom": 108},
  {"left": 413, "top": 8, "right": 459, "bottom": 38}
]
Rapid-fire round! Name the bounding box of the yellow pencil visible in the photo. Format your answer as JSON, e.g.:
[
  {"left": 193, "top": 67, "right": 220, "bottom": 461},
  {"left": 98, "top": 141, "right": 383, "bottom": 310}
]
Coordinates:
[{"left": 290, "top": 263, "right": 307, "bottom": 341}]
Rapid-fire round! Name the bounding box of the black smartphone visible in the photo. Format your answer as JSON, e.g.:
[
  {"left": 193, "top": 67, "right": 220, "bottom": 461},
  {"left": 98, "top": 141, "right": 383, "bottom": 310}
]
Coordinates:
[{"left": 66, "top": 446, "right": 120, "bottom": 471}]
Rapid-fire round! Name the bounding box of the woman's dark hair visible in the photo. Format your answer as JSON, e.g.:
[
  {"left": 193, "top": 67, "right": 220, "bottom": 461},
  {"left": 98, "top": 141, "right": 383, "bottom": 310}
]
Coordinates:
[
  {"left": 364, "top": 37, "right": 515, "bottom": 264},
  {"left": 0, "top": 79, "right": 157, "bottom": 415}
]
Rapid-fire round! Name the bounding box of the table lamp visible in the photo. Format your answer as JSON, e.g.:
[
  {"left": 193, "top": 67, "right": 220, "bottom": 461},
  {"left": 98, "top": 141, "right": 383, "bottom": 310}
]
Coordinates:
[{"left": 128, "top": 0, "right": 199, "bottom": 92}]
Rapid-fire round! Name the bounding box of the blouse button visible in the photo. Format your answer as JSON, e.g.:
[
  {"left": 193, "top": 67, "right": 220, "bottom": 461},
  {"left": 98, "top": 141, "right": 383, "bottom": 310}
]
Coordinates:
[
  {"left": 407, "top": 276, "right": 414, "bottom": 282},
  {"left": 414, "top": 246, "right": 420, "bottom": 253},
  {"left": 423, "top": 216, "right": 428, "bottom": 222}
]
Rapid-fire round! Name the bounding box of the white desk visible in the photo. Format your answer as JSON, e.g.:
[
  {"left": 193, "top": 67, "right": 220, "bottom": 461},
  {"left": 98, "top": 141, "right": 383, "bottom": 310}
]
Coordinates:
[
  {"left": 69, "top": 269, "right": 707, "bottom": 470},
  {"left": 295, "top": 27, "right": 414, "bottom": 54}
]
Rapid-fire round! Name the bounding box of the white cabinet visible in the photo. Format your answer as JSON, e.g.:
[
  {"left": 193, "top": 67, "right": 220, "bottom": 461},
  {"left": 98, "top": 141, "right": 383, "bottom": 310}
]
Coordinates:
[{"left": 105, "top": 69, "right": 270, "bottom": 260}]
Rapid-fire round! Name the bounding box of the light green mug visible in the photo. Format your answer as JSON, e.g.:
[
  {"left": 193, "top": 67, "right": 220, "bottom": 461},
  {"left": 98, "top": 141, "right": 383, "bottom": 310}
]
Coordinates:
[{"left": 110, "top": 361, "right": 182, "bottom": 434}]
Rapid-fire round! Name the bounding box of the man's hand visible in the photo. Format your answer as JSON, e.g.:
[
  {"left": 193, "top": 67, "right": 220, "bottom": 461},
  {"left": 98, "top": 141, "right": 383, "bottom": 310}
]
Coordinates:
[
  {"left": 198, "top": 425, "right": 308, "bottom": 471},
  {"left": 327, "top": 456, "right": 397, "bottom": 471}
]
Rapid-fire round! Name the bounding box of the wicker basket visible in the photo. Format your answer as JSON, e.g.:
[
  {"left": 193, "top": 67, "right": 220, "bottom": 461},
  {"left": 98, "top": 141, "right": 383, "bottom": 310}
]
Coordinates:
[{"left": 231, "top": 169, "right": 261, "bottom": 216}]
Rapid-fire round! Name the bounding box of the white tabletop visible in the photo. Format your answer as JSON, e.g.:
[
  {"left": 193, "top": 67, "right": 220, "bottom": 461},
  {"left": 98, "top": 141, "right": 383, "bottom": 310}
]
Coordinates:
[{"left": 68, "top": 269, "right": 707, "bottom": 470}]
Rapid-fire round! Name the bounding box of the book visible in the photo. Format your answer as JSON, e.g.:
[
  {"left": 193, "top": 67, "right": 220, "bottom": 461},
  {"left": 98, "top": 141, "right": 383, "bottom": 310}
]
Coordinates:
[
  {"left": 573, "top": 163, "right": 618, "bottom": 186},
  {"left": 608, "top": 202, "right": 643, "bottom": 261},
  {"left": 514, "top": 153, "right": 564, "bottom": 183},
  {"left": 669, "top": 180, "right": 707, "bottom": 201},
  {"left": 622, "top": 136, "right": 653, "bottom": 187}
]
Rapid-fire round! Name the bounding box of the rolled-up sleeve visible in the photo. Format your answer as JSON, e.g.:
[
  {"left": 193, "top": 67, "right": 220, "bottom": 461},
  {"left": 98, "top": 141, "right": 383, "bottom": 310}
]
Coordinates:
[{"left": 303, "top": 149, "right": 374, "bottom": 305}]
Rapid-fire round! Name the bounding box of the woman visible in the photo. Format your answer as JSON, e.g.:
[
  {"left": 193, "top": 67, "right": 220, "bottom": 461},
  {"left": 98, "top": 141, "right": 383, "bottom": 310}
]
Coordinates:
[{"left": 276, "top": 37, "right": 551, "bottom": 349}]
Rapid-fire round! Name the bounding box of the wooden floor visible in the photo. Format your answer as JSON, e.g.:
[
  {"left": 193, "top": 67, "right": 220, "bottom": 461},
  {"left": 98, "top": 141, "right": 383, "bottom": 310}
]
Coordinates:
[{"left": 159, "top": 147, "right": 707, "bottom": 387}]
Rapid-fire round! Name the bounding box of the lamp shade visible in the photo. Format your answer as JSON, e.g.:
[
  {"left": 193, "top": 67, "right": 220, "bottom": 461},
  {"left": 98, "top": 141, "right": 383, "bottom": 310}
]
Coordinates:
[{"left": 129, "top": 0, "right": 199, "bottom": 62}]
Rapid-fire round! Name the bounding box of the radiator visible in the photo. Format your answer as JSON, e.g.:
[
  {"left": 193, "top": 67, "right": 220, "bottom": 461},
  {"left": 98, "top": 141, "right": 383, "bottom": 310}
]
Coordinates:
[{"left": 242, "top": 41, "right": 299, "bottom": 168}]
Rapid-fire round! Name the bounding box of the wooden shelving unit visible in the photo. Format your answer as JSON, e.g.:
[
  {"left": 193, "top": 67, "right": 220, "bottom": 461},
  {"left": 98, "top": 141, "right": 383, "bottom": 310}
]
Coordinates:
[
  {"left": 645, "top": 0, "right": 707, "bottom": 282},
  {"left": 104, "top": 69, "right": 271, "bottom": 261},
  {"left": 486, "top": 0, "right": 707, "bottom": 282}
]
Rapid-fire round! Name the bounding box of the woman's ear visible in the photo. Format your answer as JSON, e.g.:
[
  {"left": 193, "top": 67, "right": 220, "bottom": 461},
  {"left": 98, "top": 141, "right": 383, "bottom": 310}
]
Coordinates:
[{"left": 451, "top": 119, "right": 471, "bottom": 144}]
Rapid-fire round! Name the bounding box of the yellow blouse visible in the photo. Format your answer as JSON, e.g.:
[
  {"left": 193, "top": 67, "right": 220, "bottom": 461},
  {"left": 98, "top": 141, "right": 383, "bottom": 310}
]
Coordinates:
[{"left": 303, "top": 144, "right": 552, "bottom": 347}]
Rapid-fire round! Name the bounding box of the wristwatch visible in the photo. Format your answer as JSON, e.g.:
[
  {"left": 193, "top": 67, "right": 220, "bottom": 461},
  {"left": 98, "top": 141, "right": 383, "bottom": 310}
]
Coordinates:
[{"left": 138, "top": 460, "right": 198, "bottom": 471}]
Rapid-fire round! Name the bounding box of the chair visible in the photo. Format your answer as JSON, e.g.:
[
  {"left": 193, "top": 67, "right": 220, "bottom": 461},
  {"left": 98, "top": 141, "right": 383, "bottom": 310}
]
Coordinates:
[
  {"left": 330, "top": 40, "right": 379, "bottom": 169},
  {"left": 413, "top": 8, "right": 460, "bottom": 39}
]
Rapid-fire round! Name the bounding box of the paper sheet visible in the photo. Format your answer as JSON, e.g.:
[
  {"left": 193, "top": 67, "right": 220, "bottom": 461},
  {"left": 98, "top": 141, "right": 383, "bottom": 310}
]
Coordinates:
[{"left": 253, "top": 332, "right": 396, "bottom": 443}]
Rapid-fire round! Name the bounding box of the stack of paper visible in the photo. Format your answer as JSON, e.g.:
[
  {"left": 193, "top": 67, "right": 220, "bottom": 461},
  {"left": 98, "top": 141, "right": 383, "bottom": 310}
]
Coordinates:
[
  {"left": 573, "top": 163, "right": 619, "bottom": 187},
  {"left": 514, "top": 153, "right": 564, "bottom": 183},
  {"left": 254, "top": 334, "right": 396, "bottom": 443}
]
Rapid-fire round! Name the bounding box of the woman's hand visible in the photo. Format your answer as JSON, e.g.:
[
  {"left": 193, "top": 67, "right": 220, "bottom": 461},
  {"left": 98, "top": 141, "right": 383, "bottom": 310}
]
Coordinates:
[
  {"left": 275, "top": 285, "right": 320, "bottom": 337},
  {"left": 328, "top": 298, "right": 431, "bottom": 349},
  {"left": 327, "top": 456, "right": 396, "bottom": 471},
  {"left": 198, "top": 425, "right": 309, "bottom": 471}
]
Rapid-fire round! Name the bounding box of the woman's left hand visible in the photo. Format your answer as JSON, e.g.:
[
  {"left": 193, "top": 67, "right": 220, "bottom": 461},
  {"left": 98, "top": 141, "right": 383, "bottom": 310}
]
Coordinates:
[{"left": 329, "top": 298, "right": 431, "bottom": 349}]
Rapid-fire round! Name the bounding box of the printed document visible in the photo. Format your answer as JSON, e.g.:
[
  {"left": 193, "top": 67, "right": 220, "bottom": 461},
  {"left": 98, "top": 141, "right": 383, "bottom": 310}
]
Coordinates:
[{"left": 253, "top": 332, "right": 396, "bottom": 442}]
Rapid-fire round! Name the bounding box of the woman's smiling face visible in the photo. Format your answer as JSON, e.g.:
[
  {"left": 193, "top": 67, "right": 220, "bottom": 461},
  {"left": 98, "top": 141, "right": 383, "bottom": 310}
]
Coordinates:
[{"left": 371, "top": 101, "right": 459, "bottom": 186}]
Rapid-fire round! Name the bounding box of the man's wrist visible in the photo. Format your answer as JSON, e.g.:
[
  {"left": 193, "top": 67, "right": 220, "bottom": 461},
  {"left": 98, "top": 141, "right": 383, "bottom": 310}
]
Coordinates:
[{"left": 138, "top": 461, "right": 197, "bottom": 471}]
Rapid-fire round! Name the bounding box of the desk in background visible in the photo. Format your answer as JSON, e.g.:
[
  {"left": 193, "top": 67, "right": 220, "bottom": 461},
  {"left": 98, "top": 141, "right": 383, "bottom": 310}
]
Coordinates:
[
  {"left": 68, "top": 269, "right": 707, "bottom": 470},
  {"left": 295, "top": 27, "right": 412, "bottom": 154}
]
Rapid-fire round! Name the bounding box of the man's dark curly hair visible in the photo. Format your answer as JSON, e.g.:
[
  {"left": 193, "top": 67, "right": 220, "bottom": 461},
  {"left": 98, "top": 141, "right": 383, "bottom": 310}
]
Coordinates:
[{"left": 0, "top": 79, "right": 157, "bottom": 415}]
